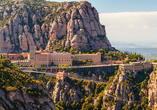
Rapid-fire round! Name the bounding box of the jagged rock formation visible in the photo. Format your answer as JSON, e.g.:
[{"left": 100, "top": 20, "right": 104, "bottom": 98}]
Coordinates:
[
  {"left": 0, "top": 84, "right": 56, "bottom": 110},
  {"left": 148, "top": 69, "right": 157, "bottom": 109},
  {"left": 0, "top": 58, "right": 56, "bottom": 110},
  {"left": 0, "top": 0, "right": 111, "bottom": 53},
  {"left": 103, "top": 69, "right": 135, "bottom": 110},
  {"left": 48, "top": 78, "right": 95, "bottom": 104},
  {"left": 47, "top": 1, "right": 111, "bottom": 51}
]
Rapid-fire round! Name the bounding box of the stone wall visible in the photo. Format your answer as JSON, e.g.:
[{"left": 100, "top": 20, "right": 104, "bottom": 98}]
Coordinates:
[{"left": 72, "top": 52, "right": 101, "bottom": 63}]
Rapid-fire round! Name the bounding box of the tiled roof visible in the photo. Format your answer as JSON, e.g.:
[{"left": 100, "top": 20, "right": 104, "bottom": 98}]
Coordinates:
[{"left": 57, "top": 71, "right": 66, "bottom": 74}]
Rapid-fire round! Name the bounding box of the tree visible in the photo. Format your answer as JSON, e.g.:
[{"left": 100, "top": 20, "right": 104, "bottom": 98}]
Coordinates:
[
  {"left": 71, "top": 100, "right": 81, "bottom": 109},
  {"left": 62, "top": 67, "right": 67, "bottom": 71},
  {"left": 70, "top": 48, "right": 74, "bottom": 54},
  {"left": 21, "top": 55, "right": 24, "bottom": 60},
  {"left": 76, "top": 50, "right": 78, "bottom": 54},
  {"left": 125, "top": 58, "right": 130, "bottom": 63},
  {"left": 82, "top": 103, "right": 94, "bottom": 110},
  {"left": 64, "top": 64, "right": 68, "bottom": 67},
  {"left": 36, "top": 67, "right": 41, "bottom": 71},
  {"left": 89, "top": 59, "right": 92, "bottom": 63},
  {"left": 88, "top": 71, "right": 92, "bottom": 77},
  {"left": 132, "top": 58, "right": 137, "bottom": 62}
]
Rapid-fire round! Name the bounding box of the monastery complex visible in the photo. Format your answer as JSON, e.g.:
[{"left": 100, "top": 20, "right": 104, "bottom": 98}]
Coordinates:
[
  {"left": 0, "top": 46, "right": 101, "bottom": 66},
  {"left": 0, "top": 46, "right": 153, "bottom": 73}
]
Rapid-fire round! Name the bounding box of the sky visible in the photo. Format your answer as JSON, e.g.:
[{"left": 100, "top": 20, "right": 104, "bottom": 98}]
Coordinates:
[{"left": 48, "top": 0, "right": 157, "bottom": 45}]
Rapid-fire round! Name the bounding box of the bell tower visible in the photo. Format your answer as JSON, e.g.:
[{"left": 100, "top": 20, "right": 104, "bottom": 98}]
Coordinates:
[{"left": 29, "top": 46, "right": 36, "bottom": 65}]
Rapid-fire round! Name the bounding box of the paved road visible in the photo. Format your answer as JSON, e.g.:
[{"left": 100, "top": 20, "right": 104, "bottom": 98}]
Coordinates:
[
  {"left": 20, "top": 64, "right": 118, "bottom": 69},
  {"left": 23, "top": 70, "right": 56, "bottom": 76},
  {"left": 23, "top": 70, "right": 103, "bottom": 83}
]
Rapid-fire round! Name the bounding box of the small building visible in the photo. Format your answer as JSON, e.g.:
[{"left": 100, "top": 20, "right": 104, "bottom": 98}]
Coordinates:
[
  {"left": 56, "top": 71, "right": 67, "bottom": 82},
  {"left": 120, "top": 64, "right": 133, "bottom": 71},
  {"left": 144, "top": 62, "right": 153, "bottom": 71},
  {"left": 0, "top": 53, "right": 28, "bottom": 60},
  {"left": 120, "top": 61, "right": 152, "bottom": 72},
  {"left": 130, "top": 62, "right": 144, "bottom": 71}
]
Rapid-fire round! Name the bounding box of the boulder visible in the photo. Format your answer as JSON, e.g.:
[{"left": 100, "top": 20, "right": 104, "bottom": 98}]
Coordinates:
[
  {"left": 33, "top": 15, "right": 37, "bottom": 24},
  {"left": 3, "top": 11, "right": 8, "bottom": 18},
  {"left": 8, "top": 91, "right": 24, "bottom": 102},
  {"left": 57, "top": 7, "right": 63, "bottom": 12},
  {"left": 99, "top": 75, "right": 103, "bottom": 81}
]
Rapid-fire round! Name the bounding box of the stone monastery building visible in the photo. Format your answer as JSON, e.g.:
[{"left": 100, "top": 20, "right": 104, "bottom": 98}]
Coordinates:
[{"left": 2, "top": 46, "right": 101, "bottom": 66}]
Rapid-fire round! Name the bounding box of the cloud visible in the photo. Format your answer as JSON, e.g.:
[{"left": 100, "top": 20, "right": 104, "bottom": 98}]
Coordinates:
[
  {"left": 127, "top": 24, "right": 136, "bottom": 29},
  {"left": 99, "top": 11, "right": 157, "bottom": 43},
  {"left": 141, "top": 25, "right": 149, "bottom": 29},
  {"left": 107, "top": 25, "right": 118, "bottom": 29}
]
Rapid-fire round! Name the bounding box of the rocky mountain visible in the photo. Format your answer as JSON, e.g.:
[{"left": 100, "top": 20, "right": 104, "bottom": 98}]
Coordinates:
[
  {"left": 0, "top": 84, "right": 56, "bottom": 110},
  {"left": 103, "top": 69, "right": 136, "bottom": 109},
  {"left": 148, "top": 68, "right": 157, "bottom": 109},
  {"left": 0, "top": 0, "right": 111, "bottom": 53},
  {"left": 0, "top": 58, "right": 56, "bottom": 110}
]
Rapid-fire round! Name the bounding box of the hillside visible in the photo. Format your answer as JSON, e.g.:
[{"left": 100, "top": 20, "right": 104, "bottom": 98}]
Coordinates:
[
  {"left": 0, "top": 55, "right": 156, "bottom": 110},
  {"left": 0, "top": 56, "right": 55, "bottom": 110},
  {"left": 0, "top": 0, "right": 111, "bottom": 53}
]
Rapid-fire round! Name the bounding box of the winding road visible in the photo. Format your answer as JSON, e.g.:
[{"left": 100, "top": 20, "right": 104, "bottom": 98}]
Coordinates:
[{"left": 23, "top": 70, "right": 104, "bottom": 83}]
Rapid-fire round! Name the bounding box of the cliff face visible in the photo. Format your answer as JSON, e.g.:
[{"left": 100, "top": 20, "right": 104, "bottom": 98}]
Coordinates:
[
  {"left": 102, "top": 69, "right": 135, "bottom": 110},
  {"left": 47, "top": 1, "right": 111, "bottom": 51},
  {"left": 0, "top": 0, "right": 111, "bottom": 53},
  {"left": 148, "top": 69, "right": 157, "bottom": 109},
  {"left": 48, "top": 77, "right": 96, "bottom": 104},
  {"left": 0, "top": 84, "right": 56, "bottom": 110},
  {"left": 0, "top": 58, "right": 56, "bottom": 110}
]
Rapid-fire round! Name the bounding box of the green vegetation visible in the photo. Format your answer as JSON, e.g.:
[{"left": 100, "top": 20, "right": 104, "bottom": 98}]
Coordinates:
[
  {"left": 150, "top": 59, "right": 157, "bottom": 62},
  {"left": 49, "top": 44, "right": 144, "bottom": 63},
  {"left": 0, "top": 56, "right": 37, "bottom": 91},
  {"left": 55, "top": 77, "right": 107, "bottom": 110},
  {"left": 121, "top": 69, "right": 153, "bottom": 110},
  {"left": 0, "top": 54, "right": 154, "bottom": 109},
  {"left": 26, "top": 87, "right": 43, "bottom": 96},
  {"left": 72, "top": 59, "right": 93, "bottom": 66}
]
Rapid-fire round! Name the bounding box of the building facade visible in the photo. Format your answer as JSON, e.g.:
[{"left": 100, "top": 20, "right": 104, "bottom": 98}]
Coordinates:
[
  {"left": 120, "top": 62, "right": 153, "bottom": 72},
  {"left": 56, "top": 71, "right": 67, "bottom": 82},
  {"left": 72, "top": 52, "right": 101, "bottom": 64},
  {"left": 1, "top": 46, "right": 102, "bottom": 66},
  {"left": 0, "top": 53, "right": 28, "bottom": 60},
  {"left": 28, "top": 46, "right": 101, "bottom": 66}
]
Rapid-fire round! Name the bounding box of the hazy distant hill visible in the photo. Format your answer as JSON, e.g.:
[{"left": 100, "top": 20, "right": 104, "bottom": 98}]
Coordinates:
[
  {"left": 111, "top": 41, "right": 157, "bottom": 48},
  {"left": 118, "top": 48, "right": 157, "bottom": 60},
  {"left": 111, "top": 41, "right": 137, "bottom": 48}
]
